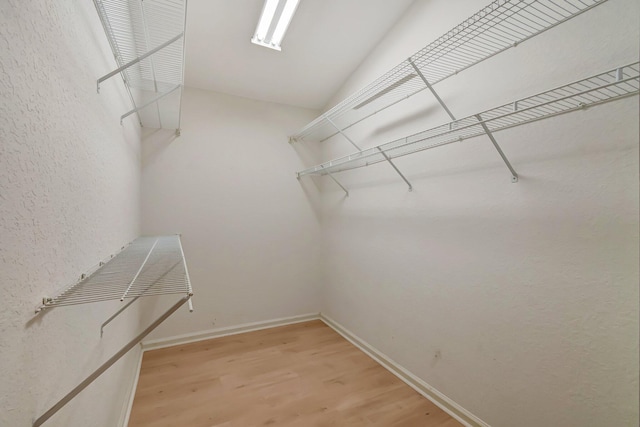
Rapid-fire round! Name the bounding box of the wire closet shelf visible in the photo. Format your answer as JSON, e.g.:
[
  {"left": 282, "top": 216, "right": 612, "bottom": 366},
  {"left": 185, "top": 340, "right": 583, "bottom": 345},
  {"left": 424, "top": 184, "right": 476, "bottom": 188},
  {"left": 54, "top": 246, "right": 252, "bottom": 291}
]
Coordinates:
[
  {"left": 94, "top": 0, "right": 186, "bottom": 130},
  {"left": 298, "top": 62, "right": 640, "bottom": 177},
  {"left": 290, "top": 0, "right": 609, "bottom": 144},
  {"left": 32, "top": 235, "right": 193, "bottom": 427},
  {"left": 37, "top": 235, "right": 193, "bottom": 312}
]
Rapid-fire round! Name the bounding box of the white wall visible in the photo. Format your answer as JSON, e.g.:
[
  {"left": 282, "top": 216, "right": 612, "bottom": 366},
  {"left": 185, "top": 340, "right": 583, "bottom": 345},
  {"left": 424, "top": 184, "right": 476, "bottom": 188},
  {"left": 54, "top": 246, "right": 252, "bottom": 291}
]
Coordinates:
[
  {"left": 0, "top": 1, "right": 143, "bottom": 426},
  {"left": 319, "top": 0, "right": 639, "bottom": 426},
  {"left": 141, "top": 87, "right": 322, "bottom": 339}
]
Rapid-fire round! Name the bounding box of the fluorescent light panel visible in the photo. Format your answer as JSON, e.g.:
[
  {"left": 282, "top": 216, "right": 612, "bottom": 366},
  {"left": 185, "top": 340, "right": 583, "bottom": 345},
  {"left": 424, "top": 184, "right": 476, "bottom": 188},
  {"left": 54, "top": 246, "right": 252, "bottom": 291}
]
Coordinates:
[{"left": 252, "top": 0, "right": 300, "bottom": 51}]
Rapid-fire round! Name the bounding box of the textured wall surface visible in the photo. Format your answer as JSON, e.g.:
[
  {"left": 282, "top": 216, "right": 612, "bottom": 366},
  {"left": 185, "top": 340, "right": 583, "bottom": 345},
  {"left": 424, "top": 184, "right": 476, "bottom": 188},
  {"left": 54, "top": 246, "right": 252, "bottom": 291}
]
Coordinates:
[
  {"left": 140, "top": 87, "right": 322, "bottom": 340},
  {"left": 0, "top": 1, "right": 142, "bottom": 426},
  {"left": 319, "top": 0, "right": 639, "bottom": 426}
]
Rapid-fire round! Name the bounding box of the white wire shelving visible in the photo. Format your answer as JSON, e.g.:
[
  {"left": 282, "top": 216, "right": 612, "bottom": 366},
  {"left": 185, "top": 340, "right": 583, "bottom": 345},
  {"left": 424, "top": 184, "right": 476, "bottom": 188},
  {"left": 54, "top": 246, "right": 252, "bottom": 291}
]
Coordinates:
[
  {"left": 37, "top": 235, "right": 192, "bottom": 311},
  {"left": 297, "top": 63, "right": 639, "bottom": 184},
  {"left": 290, "top": 0, "right": 610, "bottom": 145},
  {"left": 33, "top": 235, "right": 193, "bottom": 427},
  {"left": 93, "top": 0, "right": 186, "bottom": 131}
]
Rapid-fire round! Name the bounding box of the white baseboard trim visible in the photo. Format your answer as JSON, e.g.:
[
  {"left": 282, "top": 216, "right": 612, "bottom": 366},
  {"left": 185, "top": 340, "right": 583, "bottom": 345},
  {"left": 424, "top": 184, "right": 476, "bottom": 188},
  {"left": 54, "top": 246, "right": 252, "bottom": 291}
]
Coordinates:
[
  {"left": 118, "top": 345, "right": 143, "bottom": 427},
  {"left": 320, "top": 314, "right": 490, "bottom": 427},
  {"left": 141, "top": 312, "right": 320, "bottom": 351}
]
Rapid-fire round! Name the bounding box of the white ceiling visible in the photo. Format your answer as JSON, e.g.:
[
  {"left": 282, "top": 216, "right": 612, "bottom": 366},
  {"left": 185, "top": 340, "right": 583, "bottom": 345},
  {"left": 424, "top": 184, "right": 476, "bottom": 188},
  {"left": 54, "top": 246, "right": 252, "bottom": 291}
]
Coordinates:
[{"left": 184, "top": 0, "right": 415, "bottom": 110}]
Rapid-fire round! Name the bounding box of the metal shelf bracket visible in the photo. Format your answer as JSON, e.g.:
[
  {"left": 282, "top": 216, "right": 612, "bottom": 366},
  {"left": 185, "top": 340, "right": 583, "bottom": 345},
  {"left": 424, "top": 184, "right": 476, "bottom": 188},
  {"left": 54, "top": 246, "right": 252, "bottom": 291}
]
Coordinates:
[
  {"left": 412, "top": 55, "right": 517, "bottom": 185},
  {"left": 33, "top": 296, "right": 190, "bottom": 427},
  {"left": 409, "top": 57, "right": 456, "bottom": 121},
  {"left": 475, "top": 113, "right": 519, "bottom": 183},
  {"left": 377, "top": 147, "right": 413, "bottom": 191},
  {"left": 322, "top": 165, "right": 349, "bottom": 196}
]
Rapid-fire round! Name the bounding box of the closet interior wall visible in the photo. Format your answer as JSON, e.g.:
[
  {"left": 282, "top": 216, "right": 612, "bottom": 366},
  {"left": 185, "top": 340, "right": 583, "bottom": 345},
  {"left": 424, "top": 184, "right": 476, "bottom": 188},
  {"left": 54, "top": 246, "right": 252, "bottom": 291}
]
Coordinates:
[
  {"left": 0, "top": 1, "right": 143, "bottom": 427},
  {"left": 2, "top": 0, "right": 635, "bottom": 426},
  {"left": 317, "top": 0, "right": 638, "bottom": 426},
  {"left": 140, "top": 87, "right": 323, "bottom": 340}
]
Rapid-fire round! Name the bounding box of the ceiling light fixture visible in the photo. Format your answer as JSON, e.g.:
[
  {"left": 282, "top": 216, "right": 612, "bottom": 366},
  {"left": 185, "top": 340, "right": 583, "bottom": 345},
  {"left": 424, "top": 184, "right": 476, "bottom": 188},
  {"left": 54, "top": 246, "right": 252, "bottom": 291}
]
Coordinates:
[{"left": 251, "top": 0, "right": 300, "bottom": 51}]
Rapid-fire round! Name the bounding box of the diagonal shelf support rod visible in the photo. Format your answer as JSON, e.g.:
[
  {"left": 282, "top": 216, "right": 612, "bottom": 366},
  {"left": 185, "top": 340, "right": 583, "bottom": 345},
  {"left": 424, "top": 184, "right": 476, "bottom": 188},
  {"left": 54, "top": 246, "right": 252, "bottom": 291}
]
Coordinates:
[
  {"left": 326, "top": 116, "right": 362, "bottom": 151},
  {"left": 409, "top": 58, "right": 456, "bottom": 121},
  {"left": 32, "top": 296, "right": 190, "bottom": 427},
  {"left": 120, "top": 85, "right": 182, "bottom": 124},
  {"left": 475, "top": 113, "right": 519, "bottom": 183},
  {"left": 377, "top": 147, "right": 412, "bottom": 191},
  {"left": 322, "top": 165, "right": 349, "bottom": 196},
  {"left": 412, "top": 58, "right": 517, "bottom": 184},
  {"left": 97, "top": 32, "right": 184, "bottom": 93}
]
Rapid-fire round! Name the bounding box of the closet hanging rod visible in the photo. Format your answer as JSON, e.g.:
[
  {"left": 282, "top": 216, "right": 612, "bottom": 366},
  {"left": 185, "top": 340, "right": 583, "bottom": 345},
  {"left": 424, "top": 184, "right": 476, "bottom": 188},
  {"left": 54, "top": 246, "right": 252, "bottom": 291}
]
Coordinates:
[
  {"left": 289, "top": 0, "right": 610, "bottom": 144},
  {"left": 297, "top": 62, "right": 639, "bottom": 179}
]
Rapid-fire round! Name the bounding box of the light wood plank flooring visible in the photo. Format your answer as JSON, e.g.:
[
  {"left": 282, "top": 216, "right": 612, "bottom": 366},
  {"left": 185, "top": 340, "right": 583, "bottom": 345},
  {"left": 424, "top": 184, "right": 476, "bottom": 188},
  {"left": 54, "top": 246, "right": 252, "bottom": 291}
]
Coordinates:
[{"left": 128, "top": 320, "right": 462, "bottom": 427}]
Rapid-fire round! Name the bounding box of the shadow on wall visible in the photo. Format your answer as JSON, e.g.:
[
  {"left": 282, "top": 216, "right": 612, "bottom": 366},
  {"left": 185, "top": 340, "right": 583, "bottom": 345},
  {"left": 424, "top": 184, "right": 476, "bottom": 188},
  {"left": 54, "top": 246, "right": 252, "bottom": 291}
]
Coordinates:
[
  {"left": 369, "top": 103, "right": 444, "bottom": 138},
  {"left": 141, "top": 128, "right": 179, "bottom": 167},
  {"left": 289, "top": 138, "right": 325, "bottom": 222},
  {"left": 297, "top": 177, "right": 324, "bottom": 223}
]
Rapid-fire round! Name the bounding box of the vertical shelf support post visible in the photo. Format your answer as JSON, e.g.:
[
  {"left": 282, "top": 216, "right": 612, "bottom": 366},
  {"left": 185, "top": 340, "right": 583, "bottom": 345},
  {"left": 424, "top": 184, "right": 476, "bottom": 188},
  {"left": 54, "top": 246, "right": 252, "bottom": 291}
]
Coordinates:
[{"left": 475, "top": 114, "right": 519, "bottom": 183}]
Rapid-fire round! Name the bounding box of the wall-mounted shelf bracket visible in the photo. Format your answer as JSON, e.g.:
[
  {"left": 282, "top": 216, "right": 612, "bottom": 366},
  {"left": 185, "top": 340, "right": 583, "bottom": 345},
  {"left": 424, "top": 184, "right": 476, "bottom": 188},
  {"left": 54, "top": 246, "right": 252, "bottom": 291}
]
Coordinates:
[
  {"left": 326, "top": 116, "right": 362, "bottom": 151},
  {"left": 323, "top": 166, "right": 349, "bottom": 196},
  {"left": 33, "top": 296, "right": 190, "bottom": 427},
  {"left": 409, "top": 58, "right": 457, "bottom": 121},
  {"left": 377, "top": 147, "right": 413, "bottom": 191},
  {"left": 411, "top": 54, "right": 517, "bottom": 184},
  {"left": 120, "top": 84, "right": 182, "bottom": 125},
  {"left": 96, "top": 32, "right": 184, "bottom": 93},
  {"left": 33, "top": 235, "right": 193, "bottom": 426},
  {"left": 475, "top": 113, "right": 518, "bottom": 183}
]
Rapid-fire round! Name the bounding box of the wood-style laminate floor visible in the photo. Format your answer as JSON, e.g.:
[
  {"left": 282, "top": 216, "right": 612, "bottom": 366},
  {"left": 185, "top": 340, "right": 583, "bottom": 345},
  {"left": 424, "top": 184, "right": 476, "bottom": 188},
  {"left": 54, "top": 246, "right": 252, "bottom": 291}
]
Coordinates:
[{"left": 128, "top": 320, "right": 462, "bottom": 427}]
